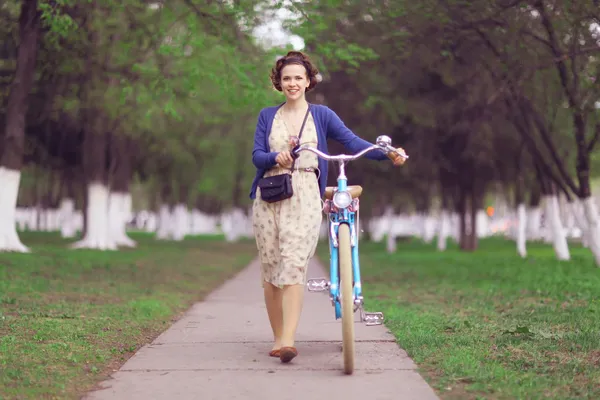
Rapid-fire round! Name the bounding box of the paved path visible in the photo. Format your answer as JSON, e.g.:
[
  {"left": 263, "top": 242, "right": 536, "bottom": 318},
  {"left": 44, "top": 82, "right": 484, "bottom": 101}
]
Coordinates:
[{"left": 84, "top": 258, "right": 440, "bottom": 400}]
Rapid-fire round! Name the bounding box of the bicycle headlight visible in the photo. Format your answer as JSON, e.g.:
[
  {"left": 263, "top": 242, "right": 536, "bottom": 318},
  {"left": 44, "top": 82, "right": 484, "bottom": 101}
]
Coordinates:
[{"left": 332, "top": 190, "right": 353, "bottom": 209}]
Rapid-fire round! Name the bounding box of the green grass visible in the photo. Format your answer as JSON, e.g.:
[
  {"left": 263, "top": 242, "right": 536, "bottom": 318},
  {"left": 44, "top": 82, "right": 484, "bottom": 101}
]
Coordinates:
[
  {"left": 319, "top": 237, "right": 600, "bottom": 399},
  {"left": 0, "top": 232, "right": 257, "bottom": 400}
]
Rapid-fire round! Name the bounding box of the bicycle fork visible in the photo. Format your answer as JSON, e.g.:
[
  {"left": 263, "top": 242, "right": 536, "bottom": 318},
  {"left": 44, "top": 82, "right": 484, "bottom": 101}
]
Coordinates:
[{"left": 307, "top": 220, "right": 384, "bottom": 326}]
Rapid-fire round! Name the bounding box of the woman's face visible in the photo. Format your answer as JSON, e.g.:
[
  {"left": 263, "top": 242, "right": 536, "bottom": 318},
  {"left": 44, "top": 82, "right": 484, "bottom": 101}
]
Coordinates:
[{"left": 280, "top": 63, "right": 310, "bottom": 101}]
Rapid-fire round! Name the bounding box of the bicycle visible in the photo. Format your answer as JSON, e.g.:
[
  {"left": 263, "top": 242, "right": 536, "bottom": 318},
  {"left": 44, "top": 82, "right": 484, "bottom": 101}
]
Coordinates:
[{"left": 291, "top": 135, "right": 408, "bottom": 375}]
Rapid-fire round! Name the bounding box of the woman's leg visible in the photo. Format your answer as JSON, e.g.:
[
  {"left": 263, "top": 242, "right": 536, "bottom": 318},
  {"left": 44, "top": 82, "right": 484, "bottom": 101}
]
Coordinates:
[
  {"left": 252, "top": 193, "right": 283, "bottom": 352},
  {"left": 280, "top": 283, "right": 305, "bottom": 348},
  {"left": 263, "top": 281, "right": 283, "bottom": 351}
]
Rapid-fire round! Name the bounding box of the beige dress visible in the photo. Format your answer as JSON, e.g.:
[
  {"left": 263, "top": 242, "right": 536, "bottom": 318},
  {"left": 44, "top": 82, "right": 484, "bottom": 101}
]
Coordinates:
[{"left": 252, "top": 108, "right": 323, "bottom": 288}]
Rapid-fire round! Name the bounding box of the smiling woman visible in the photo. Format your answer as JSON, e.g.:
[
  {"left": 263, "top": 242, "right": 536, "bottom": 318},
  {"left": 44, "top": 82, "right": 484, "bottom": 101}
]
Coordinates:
[{"left": 249, "top": 50, "right": 404, "bottom": 365}]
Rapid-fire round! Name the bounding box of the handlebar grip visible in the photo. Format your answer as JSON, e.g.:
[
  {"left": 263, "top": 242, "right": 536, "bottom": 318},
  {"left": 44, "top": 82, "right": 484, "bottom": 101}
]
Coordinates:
[
  {"left": 386, "top": 148, "right": 408, "bottom": 163},
  {"left": 291, "top": 145, "right": 300, "bottom": 159},
  {"left": 386, "top": 150, "right": 401, "bottom": 162}
]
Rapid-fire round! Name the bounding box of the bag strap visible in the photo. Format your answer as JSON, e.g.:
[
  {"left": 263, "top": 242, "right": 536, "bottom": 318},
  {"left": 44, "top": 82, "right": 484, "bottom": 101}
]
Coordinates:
[{"left": 290, "top": 105, "right": 311, "bottom": 172}]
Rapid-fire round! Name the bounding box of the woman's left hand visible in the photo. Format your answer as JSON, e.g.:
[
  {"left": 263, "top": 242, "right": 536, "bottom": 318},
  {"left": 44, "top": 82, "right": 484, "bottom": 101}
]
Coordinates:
[{"left": 388, "top": 148, "right": 407, "bottom": 166}]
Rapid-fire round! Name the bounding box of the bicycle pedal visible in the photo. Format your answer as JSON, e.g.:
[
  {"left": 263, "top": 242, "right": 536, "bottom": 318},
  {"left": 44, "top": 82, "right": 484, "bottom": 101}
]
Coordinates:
[
  {"left": 362, "top": 311, "right": 384, "bottom": 326},
  {"left": 307, "top": 278, "right": 329, "bottom": 292}
]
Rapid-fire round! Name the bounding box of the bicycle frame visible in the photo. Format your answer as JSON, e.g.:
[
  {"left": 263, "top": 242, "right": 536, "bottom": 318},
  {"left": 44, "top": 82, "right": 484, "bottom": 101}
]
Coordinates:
[
  {"left": 326, "top": 160, "right": 362, "bottom": 320},
  {"left": 296, "top": 135, "right": 408, "bottom": 325}
]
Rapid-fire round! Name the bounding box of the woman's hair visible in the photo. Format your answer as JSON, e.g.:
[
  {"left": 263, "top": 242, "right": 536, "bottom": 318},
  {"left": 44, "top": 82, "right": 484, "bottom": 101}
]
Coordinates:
[{"left": 270, "top": 51, "right": 319, "bottom": 93}]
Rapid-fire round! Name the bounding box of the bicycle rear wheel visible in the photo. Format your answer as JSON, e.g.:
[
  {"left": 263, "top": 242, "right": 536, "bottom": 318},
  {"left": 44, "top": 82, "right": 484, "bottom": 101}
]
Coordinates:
[{"left": 338, "top": 223, "right": 355, "bottom": 374}]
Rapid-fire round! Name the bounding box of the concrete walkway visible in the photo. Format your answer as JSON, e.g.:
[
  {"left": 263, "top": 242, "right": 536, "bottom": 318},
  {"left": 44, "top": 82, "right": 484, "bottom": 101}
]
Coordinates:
[{"left": 84, "top": 258, "right": 440, "bottom": 400}]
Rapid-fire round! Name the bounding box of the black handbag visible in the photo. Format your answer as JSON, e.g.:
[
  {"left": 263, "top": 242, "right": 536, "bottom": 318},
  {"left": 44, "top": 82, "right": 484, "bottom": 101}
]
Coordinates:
[{"left": 258, "top": 106, "right": 311, "bottom": 203}]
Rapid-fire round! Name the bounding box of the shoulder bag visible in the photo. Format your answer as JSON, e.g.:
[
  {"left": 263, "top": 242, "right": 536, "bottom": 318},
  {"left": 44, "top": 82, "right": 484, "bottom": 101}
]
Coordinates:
[{"left": 257, "top": 106, "right": 310, "bottom": 203}]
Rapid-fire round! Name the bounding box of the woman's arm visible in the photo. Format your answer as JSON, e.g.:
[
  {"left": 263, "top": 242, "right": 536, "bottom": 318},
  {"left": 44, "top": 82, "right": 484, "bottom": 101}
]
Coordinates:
[
  {"left": 325, "top": 107, "right": 387, "bottom": 161},
  {"left": 252, "top": 110, "right": 279, "bottom": 169}
]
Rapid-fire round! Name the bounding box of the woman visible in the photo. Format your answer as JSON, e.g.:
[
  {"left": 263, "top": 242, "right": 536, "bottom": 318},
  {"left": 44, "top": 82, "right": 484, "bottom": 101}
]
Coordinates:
[{"left": 249, "top": 51, "right": 405, "bottom": 364}]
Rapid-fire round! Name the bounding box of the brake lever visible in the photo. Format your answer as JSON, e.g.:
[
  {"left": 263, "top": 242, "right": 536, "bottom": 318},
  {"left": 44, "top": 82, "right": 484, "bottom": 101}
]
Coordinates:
[{"left": 291, "top": 144, "right": 300, "bottom": 159}]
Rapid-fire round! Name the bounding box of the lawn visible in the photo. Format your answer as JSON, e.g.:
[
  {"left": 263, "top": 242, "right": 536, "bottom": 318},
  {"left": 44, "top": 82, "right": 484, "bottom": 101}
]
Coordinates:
[
  {"left": 0, "top": 232, "right": 257, "bottom": 400},
  {"left": 319, "top": 237, "right": 600, "bottom": 399}
]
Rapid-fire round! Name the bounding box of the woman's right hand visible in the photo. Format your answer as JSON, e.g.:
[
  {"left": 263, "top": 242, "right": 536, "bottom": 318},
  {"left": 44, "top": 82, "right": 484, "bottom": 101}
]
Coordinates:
[
  {"left": 276, "top": 151, "right": 294, "bottom": 168},
  {"left": 387, "top": 148, "right": 408, "bottom": 166}
]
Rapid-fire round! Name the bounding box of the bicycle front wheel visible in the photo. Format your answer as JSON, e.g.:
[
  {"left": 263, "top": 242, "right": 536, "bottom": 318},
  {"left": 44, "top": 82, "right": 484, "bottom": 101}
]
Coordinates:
[{"left": 338, "top": 223, "right": 355, "bottom": 374}]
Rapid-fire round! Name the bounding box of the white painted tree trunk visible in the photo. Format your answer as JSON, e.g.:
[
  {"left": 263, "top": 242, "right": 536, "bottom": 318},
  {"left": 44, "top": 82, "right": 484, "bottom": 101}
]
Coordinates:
[
  {"left": 27, "top": 207, "right": 38, "bottom": 231},
  {"left": 190, "top": 209, "right": 219, "bottom": 235},
  {"left": 72, "top": 183, "right": 117, "bottom": 250},
  {"left": 0, "top": 167, "right": 29, "bottom": 252},
  {"left": 38, "top": 208, "right": 47, "bottom": 231},
  {"left": 516, "top": 203, "right": 527, "bottom": 258},
  {"left": 384, "top": 206, "right": 396, "bottom": 253},
  {"left": 38, "top": 209, "right": 45, "bottom": 231},
  {"left": 171, "top": 203, "right": 189, "bottom": 241},
  {"left": 450, "top": 213, "right": 460, "bottom": 242},
  {"left": 386, "top": 231, "right": 396, "bottom": 253},
  {"left": 476, "top": 210, "right": 490, "bottom": 238},
  {"left": 222, "top": 208, "right": 248, "bottom": 242},
  {"left": 422, "top": 213, "right": 436, "bottom": 243},
  {"left": 582, "top": 197, "right": 600, "bottom": 267},
  {"left": 15, "top": 207, "right": 28, "bottom": 231},
  {"left": 545, "top": 195, "right": 570, "bottom": 261},
  {"left": 526, "top": 206, "right": 542, "bottom": 241},
  {"left": 156, "top": 205, "right": 173, "bottom": 240},
  {"left": 49, "top": 209, "right": 61, "bottom": 231},
  {"left": 108, "top": 192, "right": 136, "bottom": 247},
  {"left": 59, "top": 198, "right": 78, "bottom": 238},
  {"left": 437, "top": 209, "right": 449, "bottom": 251},
  {"left": 570, "top": 200, "right": 589, "bottom": 247}
]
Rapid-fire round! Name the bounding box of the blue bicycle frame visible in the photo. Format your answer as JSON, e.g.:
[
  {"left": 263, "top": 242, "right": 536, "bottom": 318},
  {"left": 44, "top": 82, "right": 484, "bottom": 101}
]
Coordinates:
[
  {"left": 297, "top": 135, "right": 407, "bottom": 326},
  {"left": 327, "top": 166, "right": 362, "bottom": 320}
]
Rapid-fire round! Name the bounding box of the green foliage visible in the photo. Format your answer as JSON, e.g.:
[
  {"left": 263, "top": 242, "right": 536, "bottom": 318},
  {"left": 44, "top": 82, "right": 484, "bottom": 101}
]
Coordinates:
[
  {"left": 0, "top": 0, "right": 289, "bottom": 209},
  {"left": 280, "top": 0, "right": 600, "bottom": 209},
  {"left": 39, "top": 0, "right": 80, "bottom": 37}
]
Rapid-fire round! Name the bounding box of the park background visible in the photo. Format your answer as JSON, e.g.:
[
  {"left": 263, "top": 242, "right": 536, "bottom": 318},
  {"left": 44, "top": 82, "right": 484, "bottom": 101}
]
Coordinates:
[{"left": 1, "top": 1, "right": 599, "bottom": 399}]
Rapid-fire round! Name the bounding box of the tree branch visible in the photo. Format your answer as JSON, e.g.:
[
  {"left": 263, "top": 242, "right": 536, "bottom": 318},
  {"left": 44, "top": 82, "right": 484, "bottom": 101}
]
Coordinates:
[
  {"left": 506, "top": 96, "right": 575, "bottom": 197},
  {"left": 588, "top": 122, "right": 600, "bottom": 153},
  {"left": 519, "top": 95, "right": 580, "bottom": 195}
]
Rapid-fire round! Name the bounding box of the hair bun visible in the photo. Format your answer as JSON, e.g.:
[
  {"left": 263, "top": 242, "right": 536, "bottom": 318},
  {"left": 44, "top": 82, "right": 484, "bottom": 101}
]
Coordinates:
[{"left": 286, "top": 51, "right": 308, "bottom": 60}]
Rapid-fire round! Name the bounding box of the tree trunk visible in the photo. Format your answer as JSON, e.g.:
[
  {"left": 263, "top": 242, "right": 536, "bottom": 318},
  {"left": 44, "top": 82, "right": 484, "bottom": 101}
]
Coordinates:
[
  {"left": 526, "top": 181, "right": 542, "bottom": 241},
  {"left": 156, "top": 181, "right": 175, "bottom": 240},
  {"left": 515, "top": 172, "right": 527, "bottom": 258},
  {"left": 172, "top": 183, "right": 189, "bottom": 241},
  {"left": 468, "top": 189, "right": 479, "bottom": 251},
  {"left": 543, "top": 182, "right": 570, "bottom": 261},
  {"left": 458, "top": 186, "right": 469, "bottom": 251},
  {"left": 72, "top": 112, "right": 116, "bottom": 250},
  {"left": 582, "top": 197, "right": 600, "bottom": 266},
  {"left": 59, "top": 168, "right": 78, "bottom": 238},
  {"left": 0, "top": 0, "right": 41, "bottom": 252},
  {"left": 437, "top": 185, "right": 450, "bottom": 251},
  {"left": 108, "top": 134, "right": 136, "bottom": 247}
]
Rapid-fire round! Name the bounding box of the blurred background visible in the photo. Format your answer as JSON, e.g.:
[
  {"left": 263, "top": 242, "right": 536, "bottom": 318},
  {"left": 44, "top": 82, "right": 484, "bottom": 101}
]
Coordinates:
[
  {"left": 2, "top": 0, "right": 600, "bottom": 261},
  {"left": 2, "top": 2, "right": 600, "bottom": 399}
]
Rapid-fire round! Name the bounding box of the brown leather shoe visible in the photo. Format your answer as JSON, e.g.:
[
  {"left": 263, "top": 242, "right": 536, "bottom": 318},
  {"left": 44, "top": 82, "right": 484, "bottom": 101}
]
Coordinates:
[
  {"left": 269, "top": 349, "right": 280, "bottom": 358},
  {"left": 279, "top": 346, "right": 298, "bottom": 363}
]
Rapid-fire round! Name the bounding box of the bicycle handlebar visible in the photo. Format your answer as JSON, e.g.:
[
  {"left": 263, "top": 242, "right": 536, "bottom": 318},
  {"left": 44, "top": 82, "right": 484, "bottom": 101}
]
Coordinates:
[{"left": 292, "top": 135, "right": 408, "bottom": 163}]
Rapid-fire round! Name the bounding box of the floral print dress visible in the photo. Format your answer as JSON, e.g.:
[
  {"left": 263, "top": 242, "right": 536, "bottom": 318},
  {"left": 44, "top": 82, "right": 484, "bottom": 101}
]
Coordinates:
[{"left": 252, "top": 107, "right": 323, "bottom": 288}]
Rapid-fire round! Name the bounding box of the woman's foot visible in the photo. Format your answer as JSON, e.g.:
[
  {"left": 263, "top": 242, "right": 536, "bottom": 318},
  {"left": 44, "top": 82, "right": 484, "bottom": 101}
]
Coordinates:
[
  {"left": 279, "top": 346, "right": 298, "bottom": 363},
  {"left": 269, "top": 349, "right": 280, "bottom": 357},
  {"left": 269, "top": 341, "right": 282, "bottom": 357}
]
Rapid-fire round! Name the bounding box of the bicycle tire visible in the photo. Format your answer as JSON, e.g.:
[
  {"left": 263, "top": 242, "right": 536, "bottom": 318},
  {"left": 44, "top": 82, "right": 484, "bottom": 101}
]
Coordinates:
[{"left": 338, "top": 223, "right": 355, "bottom": 374}]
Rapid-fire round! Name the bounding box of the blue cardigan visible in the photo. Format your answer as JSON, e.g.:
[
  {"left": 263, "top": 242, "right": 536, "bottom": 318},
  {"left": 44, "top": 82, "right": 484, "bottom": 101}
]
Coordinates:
[{"left": 249, "top": 103, "right": 388, "bottom": 199}]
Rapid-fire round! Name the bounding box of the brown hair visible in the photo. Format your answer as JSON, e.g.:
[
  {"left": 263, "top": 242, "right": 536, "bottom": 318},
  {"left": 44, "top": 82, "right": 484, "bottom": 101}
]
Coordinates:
[{"left": 270, "top": 51, "right": 319, "bottom": 93}]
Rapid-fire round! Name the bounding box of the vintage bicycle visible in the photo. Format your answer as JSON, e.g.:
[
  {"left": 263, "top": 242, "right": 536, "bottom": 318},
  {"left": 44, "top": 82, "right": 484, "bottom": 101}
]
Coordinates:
[{"left": 291, "top": 135, "right": 408, "bottom": 375}]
